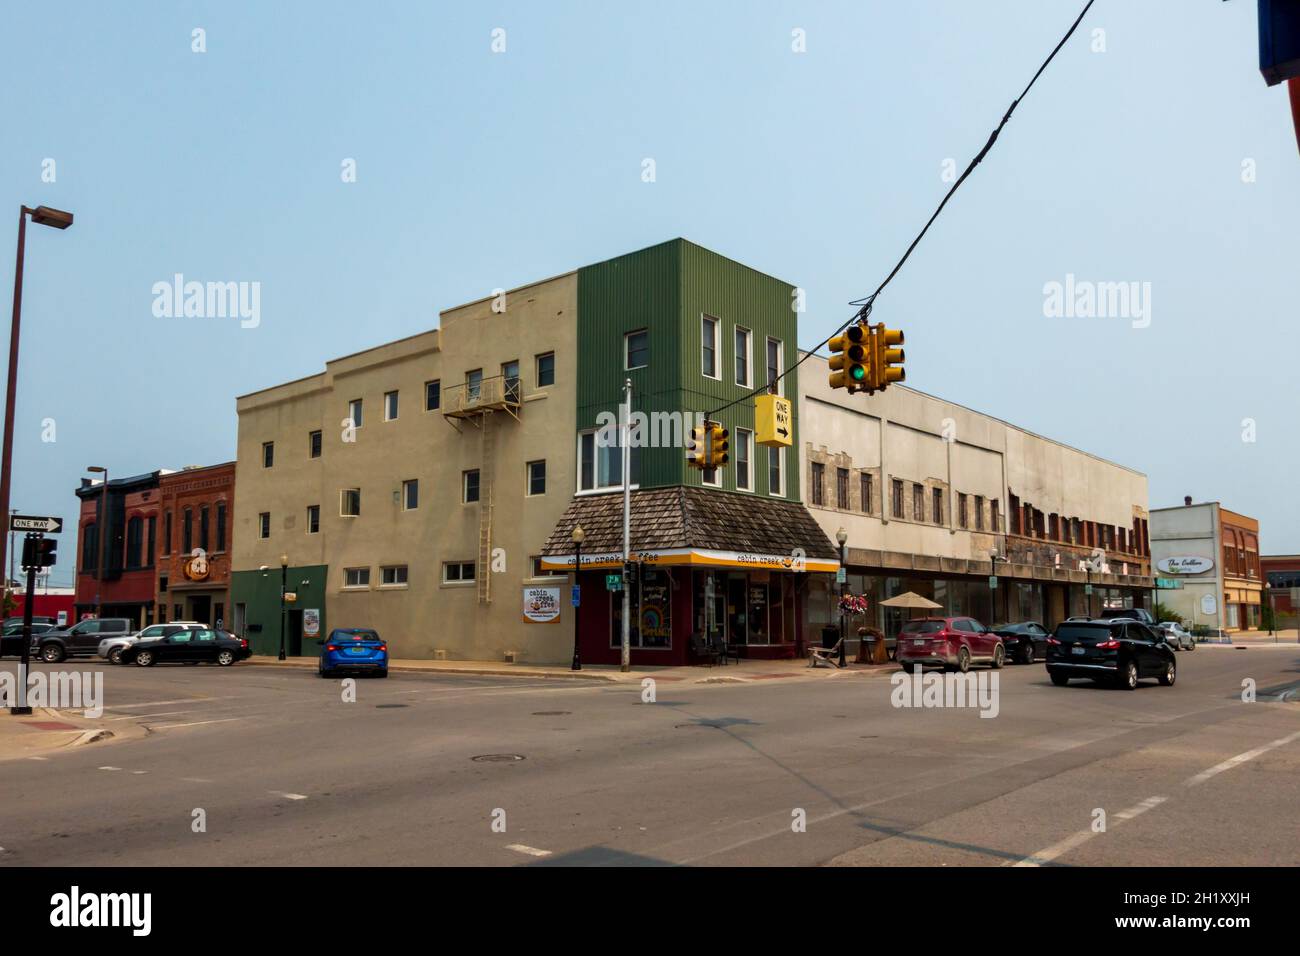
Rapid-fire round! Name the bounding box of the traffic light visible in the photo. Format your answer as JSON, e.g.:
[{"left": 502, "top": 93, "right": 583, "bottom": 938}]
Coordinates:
[
  {"left": 828, "top": 324, "right": 869, "bottom": 392},
  {"left": 20, "top": 536, "right": 56, "bottom": 570},
  {"left": 871, "top": 324, "right": 905, "bottom": 390},
  {"left": 686, "top": 423, "right": 708, "bottom": 470},
  {"left": 707, "top": 423, "right": 729, "bottom": 469}
]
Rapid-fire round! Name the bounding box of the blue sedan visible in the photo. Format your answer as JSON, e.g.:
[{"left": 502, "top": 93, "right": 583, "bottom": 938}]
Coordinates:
[{"left": 319, "top": 628, "right": 388, "bottom": 678}]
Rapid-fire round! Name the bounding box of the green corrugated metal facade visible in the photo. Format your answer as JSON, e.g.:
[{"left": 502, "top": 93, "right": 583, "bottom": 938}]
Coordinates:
[{"left": 576, "top": 239, "right": 801, "bottom": 501}]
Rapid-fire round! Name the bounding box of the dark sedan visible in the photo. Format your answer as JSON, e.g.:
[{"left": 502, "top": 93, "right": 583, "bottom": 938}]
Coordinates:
[
  {"left": 119, "top": 628, "right": 251, "bottom": 667},
  {"left": 1, "top": 622, "right": 53, "bottom": 657},
  {"left": 1046, "top": 620, "right": 1176, "bottom": 689},
  {"left": 991, "top": 621, "right": 1049, "bottom": 664}
]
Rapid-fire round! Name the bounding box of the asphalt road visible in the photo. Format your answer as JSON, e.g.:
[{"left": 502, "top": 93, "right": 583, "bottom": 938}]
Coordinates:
[{"left": 1, "top": 644, "right": 1297, "bottom": 866}]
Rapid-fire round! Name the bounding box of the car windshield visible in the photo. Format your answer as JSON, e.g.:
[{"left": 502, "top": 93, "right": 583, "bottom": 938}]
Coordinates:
[
  {"left": 901, "top": 621, "right": 944, "bottom": 634},
  {"left": 331, "top": 629, "right": 378, "bottom": 641},
  {"left": 1055, "top": 624, "right": 1114, "bottom": 641}
]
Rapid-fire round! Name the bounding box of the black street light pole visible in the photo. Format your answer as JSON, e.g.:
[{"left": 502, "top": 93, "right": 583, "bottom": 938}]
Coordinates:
[
  {"left": 571, "top": 525, "right": 584, "bottom": 671},
  {"left": 836, "top": 527, "right": 848, "bottom": 667},
  {"left": 278, "top": 554, "right": 288, "bottom": 660}
]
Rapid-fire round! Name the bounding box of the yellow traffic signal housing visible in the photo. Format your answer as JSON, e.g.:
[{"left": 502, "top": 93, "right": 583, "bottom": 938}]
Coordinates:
[
  {"left": 708, "top": 424, "right": 730, "bottom": 469},
  {"left": 686, "top": 423, "right": 708, "bottom": 469},
  {"left": 828, "top": 324, "right": 869, "bottom": 392},
  {"left": 873, "top": 325, "right": 905, "bottom": 389}
]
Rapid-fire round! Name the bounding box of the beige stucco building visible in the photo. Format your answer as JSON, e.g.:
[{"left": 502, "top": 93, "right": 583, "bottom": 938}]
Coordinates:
[{"left": 230, "top": 271, "right": 579, "bottom": 661}]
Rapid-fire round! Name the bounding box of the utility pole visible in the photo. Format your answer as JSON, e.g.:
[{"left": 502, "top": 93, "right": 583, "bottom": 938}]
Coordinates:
[{"left": 621, "top": 378, "right": 631, "bottom": 673}]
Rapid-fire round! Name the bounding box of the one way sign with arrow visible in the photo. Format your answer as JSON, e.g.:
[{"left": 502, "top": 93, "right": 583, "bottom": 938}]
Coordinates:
[
  {"left": 10, "top": 514, "right": 64, "bottom": 534},
  {"left": 755, "top": 394, "right": 793, "bottom": 448}
]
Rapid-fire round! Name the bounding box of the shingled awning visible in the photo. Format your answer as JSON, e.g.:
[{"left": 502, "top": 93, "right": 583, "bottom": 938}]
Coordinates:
[{"left": 539, "top": 486, "right": 840, "bottom": 573}]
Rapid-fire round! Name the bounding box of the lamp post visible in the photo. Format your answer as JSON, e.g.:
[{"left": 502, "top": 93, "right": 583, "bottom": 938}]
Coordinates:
[
  {"left": 1, "top": 206, "right": 74, "bottom": 586},
  {"left": 278, "top": 553, "right": 288, "bottom": 660},
  {"left": 571, "top": 525, "right": 584, "bottom": 671},
  {"left": 836, "top": 527, "right": 848, "bottom": 667},
  {"left": 86, "top": 466, "right": 108, "bottom": 617}
]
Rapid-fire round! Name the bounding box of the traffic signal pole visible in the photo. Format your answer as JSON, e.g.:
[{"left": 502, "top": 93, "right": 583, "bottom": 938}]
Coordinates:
[
  {"left": 621, "top": 378, "right": 631, "bottom": 673},
  {"left": 9, "top": 532, "right": 39, "bottom": 715}
]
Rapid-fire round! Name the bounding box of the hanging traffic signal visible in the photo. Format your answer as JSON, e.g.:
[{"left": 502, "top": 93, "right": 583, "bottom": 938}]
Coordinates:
[
  {"left": 707, "top": 423, "right": 729, "bottom": 469},
  {"left": 828, "top": 324, "right": 869, "bottom": 392},
  {"left": 20, "top": 535, "right": 57, "bottom": 570},
  {"left": 686, "top": 423, "right": 708, "bottom": 470},
  {"left": 872, "top": 324, "right": 905, "bottom": 390}
]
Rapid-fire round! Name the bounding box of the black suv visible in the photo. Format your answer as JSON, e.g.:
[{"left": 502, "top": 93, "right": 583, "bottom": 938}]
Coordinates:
[
  {"left": 1046, "top": 619, "right": 1176, "bottom": 689},
  {"left": 32, "top": 617, "right": 134, "bottom": 663}
]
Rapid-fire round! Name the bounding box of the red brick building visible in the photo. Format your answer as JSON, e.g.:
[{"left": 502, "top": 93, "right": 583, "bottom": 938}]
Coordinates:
[
  {"left": 156, "top": 462, "right": 236, "bottom": 627},
  {"left": 1262, "top": 554, "right": 1300, "bottom": 625},
  {"left": 74, "top": 471, "right": 164, "bottom": 627}
]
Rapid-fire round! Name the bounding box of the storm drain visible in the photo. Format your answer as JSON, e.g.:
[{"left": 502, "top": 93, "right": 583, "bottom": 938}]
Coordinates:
[
  {"left": 532, "top": 711, "right": 571, "bottom": 716},
  {"left": 471, "top": 754, "right": 526, "bottom": 763},
  {"left": 375, "top": 704, "right": 408, "bottom": 709}
]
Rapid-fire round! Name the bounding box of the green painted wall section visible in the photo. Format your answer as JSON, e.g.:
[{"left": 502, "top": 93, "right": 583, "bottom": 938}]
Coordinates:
[
  {"left": 230, "top": 565, "right": 328, "bottom": 657},
  {"left": 576, "top": 238, "right": 801, "bottom": 500}
]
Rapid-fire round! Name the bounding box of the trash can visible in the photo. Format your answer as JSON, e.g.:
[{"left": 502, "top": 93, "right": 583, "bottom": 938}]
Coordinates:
[{"left": 822, "top": 626, "right": 840, "bottom": 649}]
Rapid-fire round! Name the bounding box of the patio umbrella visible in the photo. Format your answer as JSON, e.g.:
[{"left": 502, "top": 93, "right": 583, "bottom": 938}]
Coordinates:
[{"left": 879, "top": 591, "right": 943, "bottom": 619}]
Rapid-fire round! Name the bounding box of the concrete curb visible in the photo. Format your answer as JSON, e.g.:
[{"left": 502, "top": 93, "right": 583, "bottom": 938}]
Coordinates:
[{"left": 242, "top": 657, "right": 622, "bottom": 682}]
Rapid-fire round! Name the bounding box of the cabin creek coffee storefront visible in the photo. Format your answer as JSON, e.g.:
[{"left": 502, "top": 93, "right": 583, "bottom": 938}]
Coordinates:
[{"left": 540, "top": 487, "right": 840, "bottom": 665}]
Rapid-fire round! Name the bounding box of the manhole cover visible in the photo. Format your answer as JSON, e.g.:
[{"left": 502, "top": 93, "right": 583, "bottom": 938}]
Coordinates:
[
  {"left": 375, "top": 704, "right": 408, "bottom": 709},
  {"left": 532, "top": 711, "right": 571, "bottom": 716},
  {"left": 471, "top": 754, "right": 526, "bottom": 762}
]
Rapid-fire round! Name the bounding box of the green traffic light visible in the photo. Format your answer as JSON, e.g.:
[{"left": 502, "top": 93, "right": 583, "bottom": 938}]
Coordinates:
[{"left": 851, "top": 365, "right": 865, "bottom": 380}]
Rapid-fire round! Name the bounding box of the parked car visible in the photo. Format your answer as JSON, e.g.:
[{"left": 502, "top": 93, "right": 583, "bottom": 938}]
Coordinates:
[
  {"left": 1046, "top": 619, "right": 1176, "bottom": 689},
  {"left": 896, "top": 617, "right": 1004, "bottom": 673},
  {"left": 991, "top": 621, "right": 1049, "bottom": 664},
  {"left": 118, "top": 628, "right": 250, "bottom": 667},
  {"left": 318, "top": 628, "right": 388, "bottom": 678},
  {"left": 1, "top": 622, "right": 54, "bottom": 657},
  {"left": 3, "top": 616, "right": 54, "bottom": 629},
  {"left": 1157, "top": 621, "right": 1195, "bottom": 651},
  {"left": 99, "top": 621, "right": 207, "bottom": 664},
  {"left": 33, "top": 617, "right": 134, "bottom": 663},
  {"left": 1096, "top": 607, "right": 1155, "bottom": 625}
]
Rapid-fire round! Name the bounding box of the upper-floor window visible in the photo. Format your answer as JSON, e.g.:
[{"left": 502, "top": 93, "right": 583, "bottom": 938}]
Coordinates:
[
  {"left": 861, "top": 474, "right": 873, "bottom": 515},
  {"left": 199, "top": 505, "right": 210, "bottom": 551},
  {"left": 958, "top": 494, "right": 969, "bottom": 529},
  {"left": 82, "top": 523, "right": 98, "bottom": 570},
  {"left": 933, "top": 488, "right": 944, "bottom": 525},
  {"left": 625, "top": 329, "right": 649, "bottom": 370},
  {"left": 126, "top": 516, "right": 143, "bottom": 569},
  {"left": 766, "top": 338, "right": 784, "bottom": 395},
  {"left": 216, "top": 503, "right": 226, "bottom": 551},
  {"left": 975, "top": 495, "right": 985, "bottom": 531},
  {"left": 536, "top": 353, "right": 555, "bottom": 388},
  {"left": 381, "top": 565, "right": 408, "bottom": 587},
  {"left": 701, "top": 315, "right": 719, "bottom": 379},
  {"left": 527, "top": 461, "right": 546, "bottom": 497},
  {"left": 502, "top": 360, "right": 521, "bottom": 404},
  {"left": 384, "top": 390, "right": 399, "bottom": 421},
  {"left": 146, "top": 515, "right": 156, "bottom": 565},
  {"left": 258, "top": 512, "right": 270, "bottom": 539},
  {"left": 837, "top": 469, "right": 850, "bottom": 510},
  {"left": 163, "top": 511, "right": 172, "bottom": 554},
  {"left": 466, "top": 369, "right": 482, "bottom": 403},
  {"left": 810, "top": 462, "right": 825, "bottom": 506},
  {"left": 578, "top": 430, "right": 641, "bottom": 492},
  {"left": 913, "top": 483, "right": 924, "bottom": 522},
  {"left": 343, "top": 567, "right": 370, "bottom": 589},
  {"left": 425, "top": 379, "right": 441, "bottom": 411},
  {"left": 309, "top": 430, "right": 322, "bottom": 459},
  {"left": 735, "top": 428, "right": 752, "bottom": 492},
  {"left": 891, "top": 479, "right": 904, "bottom": 518},
  {"left": 183, "top": 508, "right": 193, "bottom": 552},
  {"left": 262, "top": 442, "right": 274, "bottom": 468},
  {"left": 307, "top": 504, "right": 320, "bottom": 534},
  {"left": 991, "top": 499, "right": 1000, "bottom": 533},
  {"left": 768, "top": 447, "right": 784, "bottom": 497},
  {"left": 341, "top": 489, "right": 361, "bottom": 517},
  {"left": 402, "top": 479, "right": 419, "bottom": 511},
  {"left": 463, "top": 470, "right": 481, "bottom": 504},
  {"left": 735, "top": 327, "right": 752, "bottom": 387},
  {"left": 348, "top": 398, "right": 363, "bottom": 428}
]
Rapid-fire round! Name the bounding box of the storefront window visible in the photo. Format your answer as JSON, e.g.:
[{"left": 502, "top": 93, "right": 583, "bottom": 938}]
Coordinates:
[{"left": 610, "top": 568, "right": 672, "bottom": 649}]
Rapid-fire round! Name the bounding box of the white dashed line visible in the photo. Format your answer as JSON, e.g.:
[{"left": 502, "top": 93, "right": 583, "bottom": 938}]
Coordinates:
[
  {"left": 98, "top": 766, "right": 121, "bottom": 772},
  {"left": 149, "top": 718, "right": 243, "bottom": 730},
  {"left": 27, "top": 756, "right": 48, "bottom": 761},
  {"left": 268, "top": 791, "right": 308, "bottom": 800},
  {"left": 1184, "top": 729, "right": 1300, "bottom": 787},
  {"left": 107, "top": 711, "right": 190, "bottom": 721},
  {"left": 1013, "top": 796, "right": 1167, "bottom": 867},
  {"left": 104, "top": 696, "right": 239, "bottom": 709},
  {"left": 505, "top": 844, "right": 552, "bottom": 858}
]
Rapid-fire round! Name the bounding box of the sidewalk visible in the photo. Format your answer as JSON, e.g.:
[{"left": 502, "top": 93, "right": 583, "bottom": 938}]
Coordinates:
[
  {"left": 0, "top": 706, "right": 140, "bottom": 762},
  {"left": 1199, "top": 628, "right": 1299, "bottom": 646},
  {"left": 246, "top": 653, "right": 898, "bottom": 684}
]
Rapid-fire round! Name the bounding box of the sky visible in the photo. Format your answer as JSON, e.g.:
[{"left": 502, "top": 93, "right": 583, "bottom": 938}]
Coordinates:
[{"left": 3, "top": 0, "right": 1296, "bottom": 585}]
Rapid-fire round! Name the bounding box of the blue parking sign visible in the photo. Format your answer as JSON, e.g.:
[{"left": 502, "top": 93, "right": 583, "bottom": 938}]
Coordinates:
[{"left": 571, "top": 585, "right": 581, "bottom": 607}]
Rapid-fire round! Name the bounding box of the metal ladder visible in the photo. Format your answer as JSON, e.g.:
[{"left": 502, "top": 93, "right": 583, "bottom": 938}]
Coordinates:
[{"left": 476, "top": 413, "right": 494, "bottom": 604}]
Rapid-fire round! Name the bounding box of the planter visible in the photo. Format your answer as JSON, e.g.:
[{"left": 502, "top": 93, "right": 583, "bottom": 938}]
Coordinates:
[{"left": 856, "top": 627, "right": 889, "bottom": 664}]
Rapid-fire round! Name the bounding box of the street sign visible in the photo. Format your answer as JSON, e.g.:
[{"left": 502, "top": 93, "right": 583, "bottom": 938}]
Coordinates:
[
  {"left": 10, "top": 514, "right": 62, "bottom": 534},
  {"left": 605, "top": 574, "right": 622, "bottom": 592},
  {"left": 835, "top": 567, "right": 847, "bottom": 584},
  {"left": 1155, "top": 578, "right": 1184, "bottom": 590},
  {"left": 571, "top": 585, "right": 581, "bottom": 607},
  {"left": 1084, "top": 584, "right": 1093, "bottom": 596},
  {"left": 989, "top": 575, "right": 998, "bottom": 589},
  {"left": 755, "top": 394, "right": 793, "bottom": 448}
]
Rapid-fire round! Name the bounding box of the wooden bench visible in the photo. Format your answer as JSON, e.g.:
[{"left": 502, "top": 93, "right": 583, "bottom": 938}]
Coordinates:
[{"left": 808, "top": 638, "right": 844, "bottom": 669}]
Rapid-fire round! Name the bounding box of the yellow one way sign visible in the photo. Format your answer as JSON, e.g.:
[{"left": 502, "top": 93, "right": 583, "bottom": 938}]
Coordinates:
[{"left": 755, "top": 394, "right": 792, "bottom": 447}]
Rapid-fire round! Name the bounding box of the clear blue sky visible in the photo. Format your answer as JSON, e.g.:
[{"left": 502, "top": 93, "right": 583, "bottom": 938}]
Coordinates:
[{"left": 4, "top": 1, "right": 1295, "bottom": 583}]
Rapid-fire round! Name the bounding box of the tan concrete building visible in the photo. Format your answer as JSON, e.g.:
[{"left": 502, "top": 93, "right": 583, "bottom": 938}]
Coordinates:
[
  {"left": 798, "top": 352, "right": 1154, "bottom": 639},
  {"left": 230, "top": 271, "right": 579, "bottom": 661},
  {"left": 1150, "top": 498, "right": 1262, "bottom": 632}
]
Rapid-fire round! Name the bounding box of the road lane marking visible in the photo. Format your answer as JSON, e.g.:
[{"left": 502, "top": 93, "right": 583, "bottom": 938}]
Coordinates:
[
  {"left": 1013, "top": 795, "right": 1167, "bottom": 867},
  {"left": 268, "top": 791, "right": 308, "bottom": 800},
  {"left": 505, "top": 844, "right": 551, "bottom": 857},
  {"left": 104, "top": 696, "right": 239, "bottom": 710},
  {"left": 98, "top": 766, "right": 121, "bottom": 772},
  {"left": 27, "top": 756, "right": 48, "bottom": 761},
  {"left": 181, "top": 777, "right": 213, "bottom": 783},
  {"left": 1184, "top": 729, "right": 1300, "bottom": 787},
  {"left": 107, "top": 711, "right": 190, "bottom": 721},
  {"left": 149, "top": 717, "right": 243, "bottom": 730}
]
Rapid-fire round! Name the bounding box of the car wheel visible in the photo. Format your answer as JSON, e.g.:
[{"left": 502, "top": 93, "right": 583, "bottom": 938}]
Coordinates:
[
  {"left": 991, "top": 643, "right": 1005, "bottom": 669},
  {"left": 377, "top": 669, "right": 389, "bottom": 679},
  {"left": 956, "top": 647, "right": 971, "bottom": 673},
  {"left": 1019, "top": 642, "right": 1035, "bottom": 665},
  {"left": 1120, "top": 660, "right": 1138, "bottom": 690},
  {"left": 1187, "top": 640, "right": 1195, "bottom": 652},
  {"left": 40, "top": 643, "right": 65, "bottom": 664},
  {"left": 135, "top": 650, "right": 155, "bottom": 667},
  {"left": 1158, "top": 660, "right": 1176, "bottom": 686},
  {"left": 1049, "top": 670, "right": 1069, "bottom": 686},
  {"left": 216, "top": 650, "right": 235, "bottom": 667},
  {"left": 109, "top": 647, "right": 124, "bottom": 665}
]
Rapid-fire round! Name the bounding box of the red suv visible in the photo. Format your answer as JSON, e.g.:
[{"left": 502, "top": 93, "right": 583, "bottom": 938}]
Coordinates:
[{"left": 895, "top": 617, "right": 1005, "bottom": 673}]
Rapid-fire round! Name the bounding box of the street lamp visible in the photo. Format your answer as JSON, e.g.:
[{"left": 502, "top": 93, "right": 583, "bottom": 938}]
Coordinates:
[
  {"left": 571, "top": 525, "right": 585, "bottom": 671},
  {"left": 86, "top": 466, "right": 108, "bottom": 618},
  {"left": 836, "top": 527, "right": 848, "bottom": 667},
  {"left": 278, "top": 553, "right": 288, "bottom": 660},
  {"left": 0, "top": 205, "right": 74, "bottom": 585}
]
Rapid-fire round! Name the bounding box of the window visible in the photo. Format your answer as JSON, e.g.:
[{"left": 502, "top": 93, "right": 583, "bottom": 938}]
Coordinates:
[
  {"left": 913, "top": 483, "right": 924, "bottom": 522},
  {"left": 735, "top": 428, "right": 752, "bottom": 491},
  {"left": 502, "top": 360, "right": 520, "bottom": 403},
  {"left": 183, "top": 508, "right": 193, "bottom": 552},
  {"left": 82, "top": 523, "right": 97, "bottom": 570},
  {"left": 341, "top": 489, "right": 361, "bottom": 517},
  {"left": 891, "top": 479, "right": 904, "bottom": 518},
  {"left": 403, "top": 479, "right": 419, "bottom": 510},
  {"left": 425, "top": 379, "right": 441, "bottom": 410},
  {"left": 701, "top": 315, "right": 719, "bottom": 378},
  {"left": 163, "top": 511, "right": 172, "bottom": 554},
  {"left": 536, "top": 352, "right": 555, "bottom": 387},
  {"left": 259, "top": 512, "right": 270, "bottom": 539},
  {"left": 958, "top": 494, "right": 969, "bottom": 529},
  {"left": 443, "top": 561, "right": 476, "bottom": 583},
  {"left": 932, "top": 488, "right": 943, "bottom": 525},
  {"left": 831, "top": 468, "right": 847, "bottom": 509},
  {"left": 381, "top": 565, "right": 408, "bottom": 587},
  {"left": 126, "top": 516, "right": 143, "bottom": 569},
  {"left": 861, "top": 474, "right": 873, "bottom": 514},
  {"left": 625, "top": 329, "right": 649, "bottom": 369},
  {"left": 768, "top": 447, "right": 784, "bottom": 497},
  {"left": 215, "top": 502, "right": 226, "bottom": 550},
  {"left": 531, "top": 557, "right": 564, "bottom": 577},
  {"left": 463, "top": 470, "right": 480, "bottom": 503},
  {"left": 307, "top": 504, "right": 320, "bottom": 534},
  {"left": 384, "top": 390, "right": 399, "bottom": 421},
  {"left": 577, "top": 429, "right": 642, "bottom": 492},
  {"left": 147, "top": 516, "right": 156, "bottom": 565},
  {"left": 309, "top": 430, "right": 322, "bottom": 458},
  {"left": 466, "top": 369, "right": 482, "bottom": 402},
  {"left": 348, "top": 398, "right": 363, "bottom": 428},
  {"left": 527, "top": 461, "right": 546, "bottom": 496},
  {"left": 735, "top": 327, "right": 752, "bottom": 387},
  {"left": 975, "top": 496, "right": 985, "bottom": 531},
  {"left": 991, "top": 499, "right": 1000, "bottom": 533},
  {"left": 766, "top": 338, "right": 783, "bottom": 394},
  {"left": 262, "top": 441, "right": 274, "bottom": 468},
  {"left": 810, "top": 462, "right": 825, "bottom": 506},
  {"left": 199, "top": 505, "right": 210, "bottom": 552},
  {"left": 344, "top": 567, "right": 370, "bottom": 588}
]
